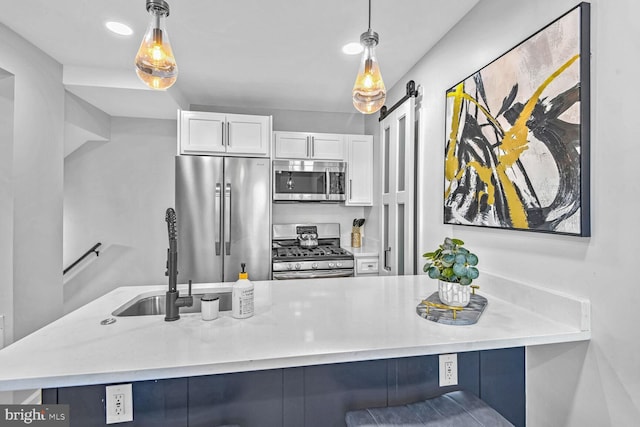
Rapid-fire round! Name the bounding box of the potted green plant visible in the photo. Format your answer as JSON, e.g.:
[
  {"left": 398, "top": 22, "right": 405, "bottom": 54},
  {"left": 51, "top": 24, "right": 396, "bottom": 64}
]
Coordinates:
[{"left": 422, "top": 237, "right": 479, "bottom": 307}]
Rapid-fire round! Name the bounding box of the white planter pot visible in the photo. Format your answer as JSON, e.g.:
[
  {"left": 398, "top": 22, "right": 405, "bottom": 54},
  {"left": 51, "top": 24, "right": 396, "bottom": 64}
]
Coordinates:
[{"left": 438, "top": 280, "right": 471, "bottom": 307}]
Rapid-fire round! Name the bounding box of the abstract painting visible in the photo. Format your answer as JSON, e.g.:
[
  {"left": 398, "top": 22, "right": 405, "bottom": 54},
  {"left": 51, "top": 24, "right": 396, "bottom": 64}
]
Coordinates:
[{"left": 444, "top": 3, "right": 590, "bottom": 236}]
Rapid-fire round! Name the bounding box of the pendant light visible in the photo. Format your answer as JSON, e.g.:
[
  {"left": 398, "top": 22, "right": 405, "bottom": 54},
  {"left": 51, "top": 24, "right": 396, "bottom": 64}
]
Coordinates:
[
  {"left": 352, "top": 0, "right": 386, "bottom": 114},
  {"left": 134, "top": 0, "right": 178, "bottom": 90}
]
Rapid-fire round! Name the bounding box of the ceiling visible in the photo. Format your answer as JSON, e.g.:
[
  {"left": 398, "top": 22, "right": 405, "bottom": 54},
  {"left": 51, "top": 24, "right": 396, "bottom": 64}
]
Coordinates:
[{"left": 0, "top": 0, "right": 479, "bottom": 119}]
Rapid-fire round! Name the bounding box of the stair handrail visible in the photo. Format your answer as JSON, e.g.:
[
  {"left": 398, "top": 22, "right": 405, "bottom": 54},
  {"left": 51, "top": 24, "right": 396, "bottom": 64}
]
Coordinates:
[{"left": 63, "top": 242, "right": 102, "bottom": 275}]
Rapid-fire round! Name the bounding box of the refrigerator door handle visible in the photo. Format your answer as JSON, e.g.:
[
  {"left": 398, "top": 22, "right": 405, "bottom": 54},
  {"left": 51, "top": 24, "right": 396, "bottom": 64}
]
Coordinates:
[
  {"left": 384, "top": 246, "right": 392, "bottom": 271},
  {"left": 224, "top": 183, "right": 232, "bottom": 255},
  {"left": 214, "top": 183, "right": 221, "bottom": 255}
]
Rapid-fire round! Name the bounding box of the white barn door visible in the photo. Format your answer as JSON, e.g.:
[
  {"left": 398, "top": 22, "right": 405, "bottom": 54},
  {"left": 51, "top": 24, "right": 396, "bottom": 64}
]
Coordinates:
[{"left": 379, "top": 97, "right": 416, "bottom": 276}]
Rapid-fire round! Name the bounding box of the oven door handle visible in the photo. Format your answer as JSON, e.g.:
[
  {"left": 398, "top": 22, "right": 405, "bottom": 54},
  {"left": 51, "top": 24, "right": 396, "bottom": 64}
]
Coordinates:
[{"left": 272, "top": 269, "right": 354, "bottom": 280}]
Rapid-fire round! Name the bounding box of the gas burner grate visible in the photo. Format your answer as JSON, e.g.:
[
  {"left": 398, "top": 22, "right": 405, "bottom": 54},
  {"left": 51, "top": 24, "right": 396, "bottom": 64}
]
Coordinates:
[{"left": 274, "top": 244, "right": 352, "bottom": 260}]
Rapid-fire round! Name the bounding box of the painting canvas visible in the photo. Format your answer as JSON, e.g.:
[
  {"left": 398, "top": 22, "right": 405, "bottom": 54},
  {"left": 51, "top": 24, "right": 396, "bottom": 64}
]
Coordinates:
[{"left": 444, "top": 3, "right": 590, "bottom": 236}]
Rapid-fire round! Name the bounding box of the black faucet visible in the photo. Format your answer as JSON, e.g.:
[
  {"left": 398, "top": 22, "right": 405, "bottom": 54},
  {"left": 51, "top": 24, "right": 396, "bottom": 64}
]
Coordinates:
[{"left": 164, "top": 207, "right": 193, "bottom": 321}]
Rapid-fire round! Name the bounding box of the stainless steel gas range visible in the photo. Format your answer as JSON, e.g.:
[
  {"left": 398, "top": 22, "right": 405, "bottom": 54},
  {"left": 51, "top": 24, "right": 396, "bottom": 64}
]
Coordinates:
[{"left": 272, "top": 223, "right": 354, "bottom": 280}]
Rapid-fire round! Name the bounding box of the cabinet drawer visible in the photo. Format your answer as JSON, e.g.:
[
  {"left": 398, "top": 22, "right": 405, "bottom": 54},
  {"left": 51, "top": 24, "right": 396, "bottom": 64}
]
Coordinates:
[{"left": 356, "top": 257, "right": 379, "bottom": 275}]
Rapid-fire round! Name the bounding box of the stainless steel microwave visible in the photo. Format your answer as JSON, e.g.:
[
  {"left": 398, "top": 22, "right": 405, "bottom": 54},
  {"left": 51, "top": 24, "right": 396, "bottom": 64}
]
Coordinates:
[{"left": 273, "top": 160, "right": 346, "bottom": 202}]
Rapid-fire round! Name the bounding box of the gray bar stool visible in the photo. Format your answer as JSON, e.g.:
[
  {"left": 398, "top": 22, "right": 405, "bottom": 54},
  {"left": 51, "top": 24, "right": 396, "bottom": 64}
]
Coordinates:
[{"left": 345, "top": 390, "right": 514, "bottom": 426}]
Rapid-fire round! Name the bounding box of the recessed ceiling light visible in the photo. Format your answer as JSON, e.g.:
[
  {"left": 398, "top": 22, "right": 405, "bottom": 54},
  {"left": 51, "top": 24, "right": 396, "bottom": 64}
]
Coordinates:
[
  {"left": 105, "top": 21, "right": 133, "bottom": 36},
  {"left": 342, "top": 42, "right": 363, "bottom": 55}
]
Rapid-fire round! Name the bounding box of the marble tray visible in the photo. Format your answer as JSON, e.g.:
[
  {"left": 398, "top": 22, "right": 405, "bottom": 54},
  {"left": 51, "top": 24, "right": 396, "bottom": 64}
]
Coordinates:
[{"left": 416, "top": 292, "right": 488, "bottom": 325}]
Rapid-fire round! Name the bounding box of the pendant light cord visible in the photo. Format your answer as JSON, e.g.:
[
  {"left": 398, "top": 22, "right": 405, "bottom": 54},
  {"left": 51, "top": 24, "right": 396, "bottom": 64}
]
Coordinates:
[{"left": 368, "top": 0, "right": 372, "bottom": 31}]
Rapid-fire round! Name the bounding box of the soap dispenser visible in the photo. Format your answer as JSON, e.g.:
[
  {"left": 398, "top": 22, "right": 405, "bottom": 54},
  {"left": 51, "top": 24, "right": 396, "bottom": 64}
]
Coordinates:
[{"left": 232, "top": 263, "right": 254, "bottom": 319}]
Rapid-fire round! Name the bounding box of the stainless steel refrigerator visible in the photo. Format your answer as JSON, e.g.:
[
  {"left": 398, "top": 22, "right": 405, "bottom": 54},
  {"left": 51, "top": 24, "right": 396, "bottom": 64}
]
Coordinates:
[{"left": 175, "top": 155, "right": 271, "bottom": 283}]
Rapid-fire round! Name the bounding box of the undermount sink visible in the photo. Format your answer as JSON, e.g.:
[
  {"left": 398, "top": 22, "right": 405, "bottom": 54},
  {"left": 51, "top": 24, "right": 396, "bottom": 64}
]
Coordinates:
[{"left": 112, "top": 290, "right": 232, "bottom": 317}]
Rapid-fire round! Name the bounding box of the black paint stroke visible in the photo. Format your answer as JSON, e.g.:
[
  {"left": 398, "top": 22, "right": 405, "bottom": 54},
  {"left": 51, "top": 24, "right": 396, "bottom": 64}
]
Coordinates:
[
  {"left": 496, "top": 83, "right": 518, "bottom": 119},
  {"left": 445, "top": 76, "right": 582, "bottom": 232}
]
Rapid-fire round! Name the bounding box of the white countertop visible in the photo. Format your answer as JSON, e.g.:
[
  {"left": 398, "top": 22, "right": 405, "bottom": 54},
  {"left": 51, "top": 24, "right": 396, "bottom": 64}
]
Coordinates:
[
  {"left": 342, "top": 237, "right": 379, "bottom": 257},
  {"left": 344, "top": 242, "right": 379, "bottom": 257},
  {"left": 0, "top": 274, "right": 590, "bottom": 391}
]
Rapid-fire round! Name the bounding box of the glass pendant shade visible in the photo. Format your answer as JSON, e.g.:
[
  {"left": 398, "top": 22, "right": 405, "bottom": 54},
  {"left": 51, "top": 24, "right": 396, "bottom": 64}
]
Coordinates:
[
  {"left": 135, "top": 0, "right": 178, "bottom": 90},
  {"left": 352, "top": 30, "right": 386, "bottom": 114}
]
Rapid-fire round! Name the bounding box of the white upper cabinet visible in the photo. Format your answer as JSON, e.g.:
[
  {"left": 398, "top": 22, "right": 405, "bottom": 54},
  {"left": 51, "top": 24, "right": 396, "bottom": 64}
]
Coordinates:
[
  {"left": 345, "top": 134, "right": 374, "bottom": 206},
  {"left": 309, "top": 133, "right": 344, "bottom": 160},
  {"left": 274, "top": 131, "right": 344, "bottom": 160},
  {"left": 226, "top": 113, "right": 271, "bottom": 155},
  {"left": 179, "top": 110, "right": 271, "bottom": 157},
  {"left": 273, "top": 132, "right": 308, "bottom": 158}
]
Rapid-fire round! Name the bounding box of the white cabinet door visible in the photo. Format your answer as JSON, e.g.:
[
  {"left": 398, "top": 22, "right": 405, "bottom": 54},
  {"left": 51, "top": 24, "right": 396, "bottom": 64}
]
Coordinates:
[
  {"left": 310, "top": 133, "right": 344, "bottom": 160},
  {"left": 346, "top": 135, "right": 373, "bottom": 206},
  {"left": 179, "top": 111, "right": 225, "bottom": 154},
  {"left": 226, "top": 114, "right": 270, "bottom": 156},
  {"left": 179, "top": 111, "right": 271, "bottom": 157},
  {"left": 274, "top": 132, "right": 310, "bottom": 159},
  {"left": 274, "top": 132, "right": 345, "bottom": 160}
]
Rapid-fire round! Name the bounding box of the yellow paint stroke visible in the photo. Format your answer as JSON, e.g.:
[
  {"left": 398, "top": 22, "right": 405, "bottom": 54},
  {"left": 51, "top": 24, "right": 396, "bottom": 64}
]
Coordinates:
[
  {"left": 456, "top": 93, "right": 506, "bottom": 135},
  {"left": 467, "top": 160, "right": 495, "bottom": 205},
  {"left": 444, "top": 54, "right": 580, "bottom": 229},
  {"left": 499, "top": 54, "right": 580, "bottom": 168},
  {"left": 445, "top": 83, "right": 464, "bottom": 184},
  {"left": 445, "top": 83, "right": 506, "bottom": 200}
]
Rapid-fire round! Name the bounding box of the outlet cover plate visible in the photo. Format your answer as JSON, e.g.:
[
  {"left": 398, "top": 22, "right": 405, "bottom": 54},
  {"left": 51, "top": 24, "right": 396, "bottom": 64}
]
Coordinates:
[
  {"left": 439, "top": 353, "right": 458, "bottom": 386},
  {"left": 106, "top": 383, "right": 133, "bottom": 424}
]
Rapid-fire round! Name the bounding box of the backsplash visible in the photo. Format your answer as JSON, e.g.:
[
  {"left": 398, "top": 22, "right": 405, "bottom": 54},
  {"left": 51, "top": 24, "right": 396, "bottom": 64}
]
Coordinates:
[{"left": 272, "top": 203, "right": 372, "bottom": 247}]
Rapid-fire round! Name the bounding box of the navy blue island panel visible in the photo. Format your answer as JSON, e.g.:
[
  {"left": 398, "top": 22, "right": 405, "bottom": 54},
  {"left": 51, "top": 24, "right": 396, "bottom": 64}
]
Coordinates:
[
  {"left": 43, "top": 378, "right": 188, "bottom": 427},
  {"left": 43, "top": 347, "right": 525, "bottom": 427}
]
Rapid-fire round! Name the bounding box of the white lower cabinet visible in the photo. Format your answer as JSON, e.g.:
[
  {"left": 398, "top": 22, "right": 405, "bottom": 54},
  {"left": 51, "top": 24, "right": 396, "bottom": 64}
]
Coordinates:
[{"left": 355, "top": 256, "right": 379, "bottom": 276}]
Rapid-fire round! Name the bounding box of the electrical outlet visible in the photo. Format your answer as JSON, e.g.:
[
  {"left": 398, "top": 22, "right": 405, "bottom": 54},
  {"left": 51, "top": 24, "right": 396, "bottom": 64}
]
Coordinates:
[
  {"left": 106, "top": 384, "right": 133, "bottom": 424},
  {"left": 114, "top": 393, "right": 124, "bottom": 416},
  {"left": 439, "top": 353, "right": 458, "bottom": 386}
]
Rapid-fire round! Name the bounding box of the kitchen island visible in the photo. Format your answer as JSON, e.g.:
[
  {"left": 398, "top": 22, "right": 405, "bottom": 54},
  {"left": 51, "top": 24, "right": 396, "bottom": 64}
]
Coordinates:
[{"left": 0, "top": 274, "right": 590, "bottom": 426}]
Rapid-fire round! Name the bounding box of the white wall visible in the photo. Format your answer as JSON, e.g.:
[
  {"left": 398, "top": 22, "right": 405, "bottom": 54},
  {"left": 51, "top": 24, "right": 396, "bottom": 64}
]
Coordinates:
[
  {"left": 0, "top": 23, "right": 64, "bottom": 342},
  {"left": 374, "top": 0, "right": 639, "bottom": 425},
  {"left": 0, "top": 71, "right": 14, "bottom": 349},
  {"left": 64, "top": 91, "right": 110, "bottom": 157},
  {"left": 63, "top": 117, "right": 176, "bottom": 313}
]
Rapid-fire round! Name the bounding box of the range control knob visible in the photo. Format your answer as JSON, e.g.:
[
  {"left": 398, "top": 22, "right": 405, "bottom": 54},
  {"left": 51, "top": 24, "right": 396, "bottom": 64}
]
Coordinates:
[
  {"left": 295, "top": 263, "right": 301, "bottom": 270},
  {"left": 287, "top": 263, "right": 293, "bottom": 270},
  {"left": 312, "top": 263, "right": 318, "bottom": 269},
  {"left": 337, "top": 262, "right": 343, "bottom": 267},
  {"left": 328, "top": 262, "right": 335, "bottom": 268}
]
